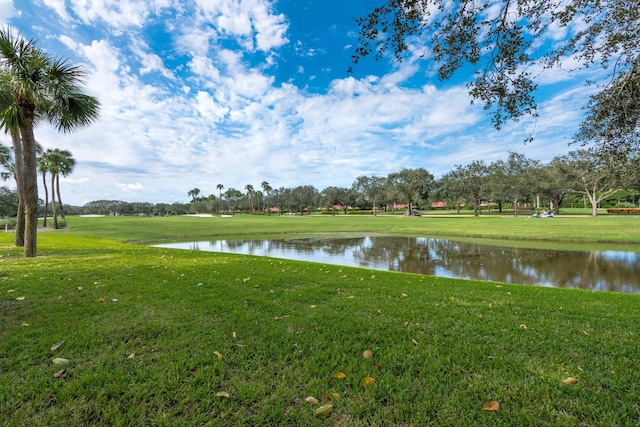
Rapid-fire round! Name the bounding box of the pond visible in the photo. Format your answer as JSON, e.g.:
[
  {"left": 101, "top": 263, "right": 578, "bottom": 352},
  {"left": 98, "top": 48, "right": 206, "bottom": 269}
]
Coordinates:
[{"left": 153, "top": 236, "right": 640, "bottom": 293}]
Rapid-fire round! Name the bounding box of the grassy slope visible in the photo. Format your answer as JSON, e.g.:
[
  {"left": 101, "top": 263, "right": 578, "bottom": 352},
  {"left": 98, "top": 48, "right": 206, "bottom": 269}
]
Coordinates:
[{"left": 1, "top": 216, "right": 639, "bottom": 426}]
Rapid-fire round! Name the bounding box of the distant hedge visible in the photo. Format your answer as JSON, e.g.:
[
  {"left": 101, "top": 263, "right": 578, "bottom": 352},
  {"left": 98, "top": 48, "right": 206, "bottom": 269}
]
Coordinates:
[{"left": 606, "top": 208, "right": 640, "bottom": 214}]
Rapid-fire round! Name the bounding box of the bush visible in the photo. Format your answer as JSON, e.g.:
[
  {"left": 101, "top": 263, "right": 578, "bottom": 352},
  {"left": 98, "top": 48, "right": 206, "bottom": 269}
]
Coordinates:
[
  {"left": 1, "top": 217, "right": 17, "bottom": 230},
  {"left": 606, "top": 207, "right": 640, "bottom": 214}
]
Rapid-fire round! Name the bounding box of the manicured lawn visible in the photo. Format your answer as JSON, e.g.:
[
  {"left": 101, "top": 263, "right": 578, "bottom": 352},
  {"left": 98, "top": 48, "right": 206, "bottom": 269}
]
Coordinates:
[{"left": 1, "top": 215, "right": 639, "bottom": 426}]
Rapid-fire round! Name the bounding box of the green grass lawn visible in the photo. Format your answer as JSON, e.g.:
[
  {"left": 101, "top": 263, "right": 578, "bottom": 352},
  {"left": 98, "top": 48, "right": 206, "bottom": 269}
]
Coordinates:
[{"left": 1, "top": 215, "right": 639, "bottom": 426}]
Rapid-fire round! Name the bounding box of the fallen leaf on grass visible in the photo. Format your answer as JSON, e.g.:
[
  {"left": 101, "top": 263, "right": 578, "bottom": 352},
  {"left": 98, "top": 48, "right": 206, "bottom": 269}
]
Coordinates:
[
  {"left": 483, "top": 401, "right": 500, "bottom": 411},
  {"left": 232, "top": 332, "right": 237, "bottom": 339},
  {"left": 305, "top": 396, "right": 319, "bottom": 405},
  {"left": 362, "top": 349, "right": 373, "bottom": 358},
  {"left": 562, "top": 377, "right": 579, "bottom": 385},
  {"left": 50, "top": 340, "right": 65, "bottom": 351},
  {"left": 412, "top": 339, "right": 419, "bottom": 345},
  {"left": 127, "top": 353, "right": 135, "bottom": 359},
  {"left": 314, "top": 404, "right": 333, "bottom": 416},
  {"left": 360, "top": 377, "right": 376, "bottom": 386},
  {"left": 97, "top": 296, "right": 107, "bottom": 302},
  {"left": 310, "top": 305, "right": 317, "bottom": 309},
  {"left": 213, "top": 351, "right": 222, "bottom": 359},
  {"left": 52, "top": 358, "right": 69, "bottom": 365},
  {"left": 21, "top": 321, "right": 31, "bottom": 327},
  {"left": 334, "top": 371, "right": 347, "bottom": 379},
  {"left": 519, "top": 324, "right": 528, "bottom": 329},
  {"left": 15, "top": 296, "right": 25, "bottom": 301},
  {"left": 53, "top": 369, "right": 67, "bottom": 379},
  {"left": 331, "top": 392, "right": 340, "bottom": 398},
  {"left": 215, "top": 391, "right": 230, "bottom": 398}
]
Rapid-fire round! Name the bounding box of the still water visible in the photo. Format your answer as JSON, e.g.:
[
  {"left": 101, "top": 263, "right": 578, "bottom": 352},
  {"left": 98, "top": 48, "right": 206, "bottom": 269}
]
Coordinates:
[{"left": 153, "top": 236, "right": 640, "bottom": 293}]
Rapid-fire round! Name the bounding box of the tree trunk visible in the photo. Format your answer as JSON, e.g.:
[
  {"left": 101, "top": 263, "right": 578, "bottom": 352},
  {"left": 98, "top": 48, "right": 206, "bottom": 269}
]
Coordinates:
[
  {"left": 512, "top": 198, "right": 518, "bottom": 217},
  {"left": 56, "top": 173, "right": 66, "bottom": 223},
  {"left": 51, "top": 173, "right": 58, "bottom": 229},
  {"left": 19, "top": 118, "right": 38, "bottom": 257},
  {"left": 42, "top": 171, "right": 49, "bottom": 227},
  {"left": 10, "top": 129, "right": 25, "bottom": 247}
]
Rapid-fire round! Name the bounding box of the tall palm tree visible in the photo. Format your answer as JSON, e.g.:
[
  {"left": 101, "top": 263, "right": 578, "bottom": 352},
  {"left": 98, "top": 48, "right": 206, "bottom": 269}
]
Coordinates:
[
  {"left": 0, "top": 28, "right": 100, "bottom": 256},
  {"left": 245, "top": 184, "right": 255, "bottom": 212},
  {"left": 55, "top": 149, "right": 74, "bottom": 222},
  {"left": 261, "top": 181, "right": 272, "bottom": 215},
  {"left": 216, "top": 183, "right": 224, "bottom": 213},
  {"left": 36, "top": 149, "right": 51, "bottom": 227},
  {"left": 46, "top": 148, "right": 75, "bottom": 228}
]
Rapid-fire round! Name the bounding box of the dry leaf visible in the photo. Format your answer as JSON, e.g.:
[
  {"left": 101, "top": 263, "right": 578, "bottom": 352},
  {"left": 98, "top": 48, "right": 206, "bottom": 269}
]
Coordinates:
[
  {"left": 412, "top": 339, "right": 419, "bottom": 345},
  {"left": 362, "top": 349, "right": 373, "bottom": 358},
  {"left": 52, "top": 357, "right": 69, "bottom": 365},
  {"left": 232, "top": 332, "right": 237, "bottom": 339},
  {"left": 53, "top": 369, "right": 67, "bottom": 379},
  {"left": 483, "top": 401, "right": 500, "bottom": 411},
  {"left": 127, "top": 352, "right": 135, "bottom": 359},
  {"left": 314, "top": 404, "right": 333, "bottom": 417},
  {"left": 310, "top": 305, "right": 317, "bottom": 309},
  {"left": 215, "top": 391, "right": 230, "bottom": 398},
  {"left": 519, "top": 323, "right": 528, "bottom": 329},
  {"left": 50, "top": 340, "right": 65, "bottom": 351},
  {"left": 331, "top": 392, "right": 340, "bottom": 398},
  {"left": 213, "top": 351, "right": 222, "bottom": 359},
  {"left": 21, "top": 321, "right": 31, "bottom": 327},
  {"left": 305, "top": 396, "right": 319, "bottom": 405},
  {"left": 15, "top": 296, "right": 25, "bottom": 301},
  {"left": 97, "top": 296, "right": 107, "bottom": 302},
  {"left": 360, "top": 376, "right": 376, "bottom": 386},
  {"left": 334, "top": 371, "right": 347, "bottom": 379},
  {"left": 562, "top": 377, "right": 579, "bottom": 385}
]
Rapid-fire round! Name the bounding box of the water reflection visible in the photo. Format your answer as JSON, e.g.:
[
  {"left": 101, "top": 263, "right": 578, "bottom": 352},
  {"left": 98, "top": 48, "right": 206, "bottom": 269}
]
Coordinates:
[{"left": 153, "top": 236, "right": 640, "bottom": 293}]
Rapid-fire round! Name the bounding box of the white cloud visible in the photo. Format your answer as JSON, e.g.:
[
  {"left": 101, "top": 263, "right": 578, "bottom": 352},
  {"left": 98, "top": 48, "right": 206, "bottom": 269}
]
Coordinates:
[
  {"left": 116, "top": 182, "right": 145, "bottom": 192},
  {"left": 193, "top": 0, "right": 288, "bottom": 52},
  {"left": 0, "top": 0, "right": 18, "bottom": 21}
]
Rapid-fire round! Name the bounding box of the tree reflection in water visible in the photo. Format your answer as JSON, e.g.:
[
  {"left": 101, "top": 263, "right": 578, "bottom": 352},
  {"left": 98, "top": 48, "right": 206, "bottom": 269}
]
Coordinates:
[{"left": 153, "top": 237, "right": 640, "bottom": 293}]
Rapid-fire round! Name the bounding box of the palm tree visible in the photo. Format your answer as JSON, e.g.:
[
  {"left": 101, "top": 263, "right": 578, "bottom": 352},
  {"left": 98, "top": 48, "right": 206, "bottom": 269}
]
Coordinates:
[
  {"left": 245, "top": 184, "right": 255, "bottom": 212},
  {"left": 55, "top": 149, "right": 75, "bottom": 222},
  {"left": 36, "top": 150, "right": 51, "bottom": 227},
  {"left": 261, "top": 181, "right": 272, "bottom": 215},
  {"left": 187, "top": 188, "right": 200, "bottom": 214},
  {"left": 46, "top": 148, "right": 75, "bottom": 228},
  {"left": 216, "top": 183, "right": 224, "bottom": 213},
  {"left": 0, "top": 28, "right": 100, "bottom": 256},
  {"left": 188, "top": 188, "right": 201, "bottom": 202}
]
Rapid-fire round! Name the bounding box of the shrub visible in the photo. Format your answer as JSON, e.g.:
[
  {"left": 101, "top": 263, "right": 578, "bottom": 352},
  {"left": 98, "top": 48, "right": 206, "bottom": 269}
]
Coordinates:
[
  {"left": 1, "top": 217, "right": 17, "bottom": 230},
  {"left": 606, "top": 207, "right": 640, "bottom": 214}
]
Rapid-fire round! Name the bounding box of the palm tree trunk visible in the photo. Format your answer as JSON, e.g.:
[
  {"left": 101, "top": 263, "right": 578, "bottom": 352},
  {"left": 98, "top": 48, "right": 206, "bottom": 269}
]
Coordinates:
[
  {"left": 10, "top": 129, "right": 25, "bottom": 247},
  {"left": 19, "top": 118, "right": 39, "bottom": 257},
  {"left": 56, "top": 173, "right": 66, "bottom": 222},
  {"left": 41, "top": 171, "right": 49, "bottom": 227},
  {"left": 51, "top": 173, "right": 58, "bottom": 229}
]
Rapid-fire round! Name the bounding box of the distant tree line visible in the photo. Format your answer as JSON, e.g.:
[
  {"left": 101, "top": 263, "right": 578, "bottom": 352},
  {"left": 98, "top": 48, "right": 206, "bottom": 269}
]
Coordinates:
[{"left": 2, "top": 148, "right": 638, "bottom": 224}]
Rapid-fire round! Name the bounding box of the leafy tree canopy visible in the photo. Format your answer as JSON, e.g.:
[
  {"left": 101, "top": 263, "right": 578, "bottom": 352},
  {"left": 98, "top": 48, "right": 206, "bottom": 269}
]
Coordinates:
[{"left": 351, "top": 0, "right": 639, "bottom": 150}]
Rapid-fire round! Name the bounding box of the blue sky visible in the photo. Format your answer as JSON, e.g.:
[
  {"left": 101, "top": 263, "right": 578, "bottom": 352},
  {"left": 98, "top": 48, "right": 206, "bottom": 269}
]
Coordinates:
[{"left": 1, "top": 0, "right": 598, "bottom": 205}]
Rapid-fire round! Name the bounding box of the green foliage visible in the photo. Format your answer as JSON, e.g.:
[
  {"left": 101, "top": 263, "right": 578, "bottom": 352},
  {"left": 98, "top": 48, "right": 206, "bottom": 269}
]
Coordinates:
[{"left": 351, "top": 0, "right": 640, "bottom": 148}]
